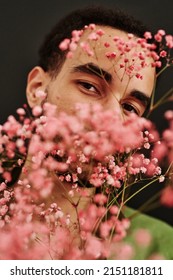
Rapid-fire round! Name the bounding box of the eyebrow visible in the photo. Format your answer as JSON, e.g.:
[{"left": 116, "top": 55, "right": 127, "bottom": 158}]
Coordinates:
[
  {"left": 71, "top": 63, "right": 112, "bottom": 83},
  {"left": 130, "top": 90, "right": 151, "bottom": 108}
]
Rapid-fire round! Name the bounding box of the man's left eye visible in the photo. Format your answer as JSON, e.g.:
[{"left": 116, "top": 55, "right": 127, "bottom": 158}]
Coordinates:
[{"left": 121, "top": 103, "right": 139, "bottom": 115}]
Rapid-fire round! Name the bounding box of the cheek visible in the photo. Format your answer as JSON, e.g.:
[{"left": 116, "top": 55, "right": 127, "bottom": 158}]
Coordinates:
[
  {"left": 46, "top": 82, "right": 82, "bottom": 114},
  {"left": 46, "top": 78, "right": 71, "bottom": 104}
]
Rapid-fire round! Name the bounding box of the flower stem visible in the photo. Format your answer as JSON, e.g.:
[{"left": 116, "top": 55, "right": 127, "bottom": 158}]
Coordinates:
[{"left": 124, "top": 177, "right": 159, "bottom": 204}]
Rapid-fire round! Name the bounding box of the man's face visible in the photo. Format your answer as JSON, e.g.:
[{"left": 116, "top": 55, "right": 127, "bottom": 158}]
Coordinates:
[{"left": 27, "top": 26, "right": 155, "bottom": 117}]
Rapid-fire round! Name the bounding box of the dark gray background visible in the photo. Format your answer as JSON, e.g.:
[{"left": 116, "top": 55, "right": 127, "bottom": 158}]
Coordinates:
[{"left": 0, "top": 0, "right": 173, "bottom": 224}]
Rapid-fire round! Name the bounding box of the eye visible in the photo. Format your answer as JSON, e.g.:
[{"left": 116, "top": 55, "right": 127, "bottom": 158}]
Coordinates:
[
  {"left": 121, "top": 103, "right": 139, "bottom": 115},
  {"left": 77, "top": 81, "right": 101, "bottom": 96}
]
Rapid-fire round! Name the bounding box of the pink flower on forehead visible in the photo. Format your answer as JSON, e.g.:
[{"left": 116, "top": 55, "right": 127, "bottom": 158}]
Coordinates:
[
  {"left": 88, "top": 23, "right": 96, "bottom": 30},
  {"left": 69, "top": 41, "right": 77, "bottom": 52},
  {"left": 128, "top": 33, "right": 134, "bottom": 39},
  {"left": 80, "top": 42, "right": 94, "bottom": 56},
  {"left": 71, "top": 29, "right": 83, "bottom": 41},
  {"left": 105, "top": 51, "right": 116, "bottom": 58},
  {"left": 96, "top": 29, "right": 105, "bottom": 36},
  {"left": 88, "top": 32, "right": 99, "bottom": 41},
  {"left": 59, "top": 38, "right": 70, "bottom": 51},
  {"left": 104, "top": 42, "right": 110, "bottom": 48}
]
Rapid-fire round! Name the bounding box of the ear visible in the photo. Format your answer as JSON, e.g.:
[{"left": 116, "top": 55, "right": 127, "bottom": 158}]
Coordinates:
[{"left": 26, "top": 66, "right": 50, "bottom": 108}]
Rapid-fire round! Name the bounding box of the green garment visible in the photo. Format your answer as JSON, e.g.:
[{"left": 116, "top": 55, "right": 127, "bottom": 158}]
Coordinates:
[{"left": 124, "top": 207, "right": 173, "bottom": 260}]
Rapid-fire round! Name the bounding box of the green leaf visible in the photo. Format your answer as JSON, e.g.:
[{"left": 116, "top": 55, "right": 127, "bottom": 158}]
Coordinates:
[{"left": 124, "top": 207, "right": 173, "bottom": 259}]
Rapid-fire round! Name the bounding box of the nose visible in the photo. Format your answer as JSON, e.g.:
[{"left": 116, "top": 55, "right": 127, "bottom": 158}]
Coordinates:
[
  {"left": 104, "top": 92, "right": 122, "bottom": 113},
  {"left": 103, "top": 92, "right": 129, "bottom": 121}
]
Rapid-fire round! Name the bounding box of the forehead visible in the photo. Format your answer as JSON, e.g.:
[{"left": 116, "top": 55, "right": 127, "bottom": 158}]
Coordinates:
[
  {"left": 61, "top": 25, "right": 155, "bottom": 95},
  {"left": 69, "top": 26, "right": 131, "bottom": 68}
]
